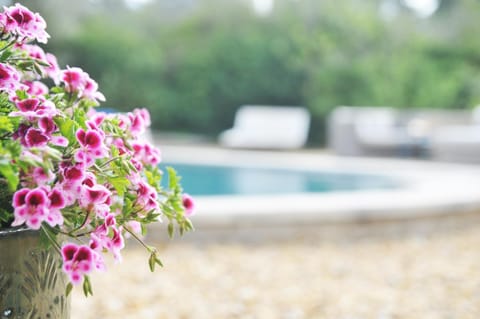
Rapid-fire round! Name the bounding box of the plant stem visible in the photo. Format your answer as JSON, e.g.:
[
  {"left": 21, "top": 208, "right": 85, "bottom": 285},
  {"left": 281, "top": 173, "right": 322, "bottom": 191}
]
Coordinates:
[
  {"left": 124, "top": 225, "right": 154, "bottom": 253},
  {"left": 41, "top": 225, "right": 62, "bottom": 253},
  {"left": 99, "top": 156, "right": 123, "bottom": 168},
  {"left": 0, "top": 39, "right": 16, "bottom": 53},
  {"left": 69, "top": 211, "right": 91, "bottom": 235}
]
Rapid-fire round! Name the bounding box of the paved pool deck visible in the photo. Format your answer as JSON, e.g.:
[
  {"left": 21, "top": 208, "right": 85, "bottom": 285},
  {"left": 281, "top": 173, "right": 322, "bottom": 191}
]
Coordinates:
[
  {"left": 71, "top": 143, "right": 480, "bottom": 318},
  {"left": 159, "top": 144, "right": 480, "bottom": 228}
]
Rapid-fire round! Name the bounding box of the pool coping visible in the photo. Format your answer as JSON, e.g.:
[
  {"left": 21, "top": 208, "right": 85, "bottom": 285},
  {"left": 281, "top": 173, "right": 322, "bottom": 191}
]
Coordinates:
[{"left": 160, "top": 145, "right": 480, "bottom": 227}]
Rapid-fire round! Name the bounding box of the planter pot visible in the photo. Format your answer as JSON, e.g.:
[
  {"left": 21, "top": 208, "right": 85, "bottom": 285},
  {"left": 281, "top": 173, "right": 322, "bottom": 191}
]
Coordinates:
[{"left": 0, "top": 227, "right": 70, "bottom": 319}]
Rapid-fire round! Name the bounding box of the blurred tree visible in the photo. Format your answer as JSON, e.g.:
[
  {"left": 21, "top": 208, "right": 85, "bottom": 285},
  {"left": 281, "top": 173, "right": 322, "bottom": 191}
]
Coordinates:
[{"left": 9, "top": 0, "right": 480, "bottom": 144}]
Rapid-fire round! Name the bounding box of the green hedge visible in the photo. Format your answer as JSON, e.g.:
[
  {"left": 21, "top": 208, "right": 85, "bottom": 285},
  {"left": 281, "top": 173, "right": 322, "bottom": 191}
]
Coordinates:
[{"left": 33, "top": 0, "right": 480, "bottom": 144}]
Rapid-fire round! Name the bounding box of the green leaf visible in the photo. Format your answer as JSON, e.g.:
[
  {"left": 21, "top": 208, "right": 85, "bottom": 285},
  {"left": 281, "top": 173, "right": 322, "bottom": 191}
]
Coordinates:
[
  {"left": 148, "top": 252, "right": 156, "bottom": 272},
  {"left": 0, "top": 49, "right": 13, "bottom": 61},
  {"left": 32, "top": 62, "right": 44, "bottom": 77},
  {"left": 65, "top": 283, "right": 73, "bottom": 297},
  {"left": 108, "top": 176, "right": 130, "bottom": 197},
  {"left": 83, "top": 275, "right": 93, "bottom": 297},
  {"left": 38, "top": 225, "right": 55, "bottom": 250},
  {"left": 0, "top": 115, "right": 16, "bottom": 132},
  {"left": 15, "top": 90, "right": 27, "bottom": 100},
  {"left": 0, "top": 208, "right": 12, "bottom": 227},
  {"left": 50, "top": 86, "right": 64, "bottom": 94},
  {"left": 167, "top": 222, "right": 174, "bottom": 238},
  {"left": 35, "top": 59, "right": 51, "bottom": 67},
  {"left": 73, "top": 107, "right": 88, "bottom": 128},
  {"left": 54, "top": 117, "right": 79, "bottom": 145},
  {"left": 155, "top": 256, "right": 163, "bottom": 268},
  {"left": 185, "top": 219, "right": 194, "bottom": 231},
  {"left": 148, "top": 251, "right": 163, "bottom": 272},
  {"left": 0, "top": 162, "right": 18, "bottom": 191},
  {"left": 166, "top": 167, "right": 179, "bottom": 190}
]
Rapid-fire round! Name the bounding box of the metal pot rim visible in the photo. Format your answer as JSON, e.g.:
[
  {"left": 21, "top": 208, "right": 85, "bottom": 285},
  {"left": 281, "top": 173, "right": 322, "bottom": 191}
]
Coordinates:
[{"left": 0, "top": 226, "right": 36, "bottom": 237}]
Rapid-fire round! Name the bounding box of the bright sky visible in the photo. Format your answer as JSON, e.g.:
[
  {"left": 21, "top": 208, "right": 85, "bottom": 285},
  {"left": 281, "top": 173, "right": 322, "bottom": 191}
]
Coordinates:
[
  {"left": 251, "top": 0, "right": 274, "bottom": 16},
  {"left": 403, "top": 0, "right": 439, "bottom": 18},
  {"left": 124, "top": 0, "right": 153, "bottom": 10}
]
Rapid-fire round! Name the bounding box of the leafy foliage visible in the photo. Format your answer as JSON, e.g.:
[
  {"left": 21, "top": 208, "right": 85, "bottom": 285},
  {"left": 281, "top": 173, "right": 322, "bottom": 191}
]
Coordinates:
[
  {"left": 0, "top": 3, "right": 194, "bottom": 296},
  {"left": 25, "top": 0, "right": 480, "bottom": 144}
]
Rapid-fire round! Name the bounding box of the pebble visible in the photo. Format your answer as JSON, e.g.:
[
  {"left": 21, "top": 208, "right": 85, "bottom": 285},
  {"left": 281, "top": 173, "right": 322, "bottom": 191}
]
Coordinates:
[{"left": 72, "top": 214, "right": 480, "bottom": 318}]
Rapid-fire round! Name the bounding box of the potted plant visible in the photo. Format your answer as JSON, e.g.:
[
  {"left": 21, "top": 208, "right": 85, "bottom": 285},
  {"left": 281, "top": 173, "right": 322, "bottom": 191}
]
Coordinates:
[{"left": 0, "top": 3, "right": 195, "bottom": 317}]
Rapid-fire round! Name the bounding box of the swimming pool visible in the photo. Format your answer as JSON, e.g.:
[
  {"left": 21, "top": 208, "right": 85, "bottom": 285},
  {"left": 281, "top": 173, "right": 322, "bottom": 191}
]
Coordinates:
[
  {"left": 163, "top": 163, "right": 401, "bottom": 196},
  {"left": 158, "top": 145, "right": 480, "bottom": 227}
]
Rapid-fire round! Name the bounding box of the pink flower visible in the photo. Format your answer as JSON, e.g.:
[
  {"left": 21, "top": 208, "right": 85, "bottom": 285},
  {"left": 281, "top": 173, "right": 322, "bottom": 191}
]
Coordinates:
[
  {"left": 11, "top": 97, "right": 57, "bottom": 118},
  {"left": 49, "top": 188, "right": 66, "bottom": 209},
  {"left": 135, "top": 181, "right": 159, "bottom": 213},
  {"left": 62, "top": 67, "right": 86, "bottom": 93},
  {"left": 137, "top": 108, "right": 151, "bottom": 127},
  {"left": 76, "top": 129, "right": 103, "bottom": 150},
  {"left": 182, "top": 194, "right": 195, "bottom": 217},
  {"left": 45, "top": 188, "right": 65, "bottom": 227},
  {"left": 16, "top": 98, "right": 39, "bottom": 112},
  {"left": 132, "top": 142, "right": 161, "bottom": 166},
  {"left": 83, "top": 77, "right": 105, "bottom": 103},
  {"left": 126, "top": 220, "right": 142, "bottom": 235},
  {"left": 22, "top": 44, "right": 47, "bottom": 63},
  {"left": 74, "top": 128, "right": 107, "bottom": 167},
  {"left": 51, "top": 135, "right": 68, "bottom": 147},
  {"left": 45, "top": 53, "right": 61, "bottom": 84},
  {"left": 60, "top": 67, "right": 104, "bottom": 103},
  {"left": 38, "top": 117, "right": 56, "bottom": 134},
  {"left": 61, "top": 244, "right": 94, "bottom": 285},
  {"left": 0, "top": 62, "right": 26, "bottom": 97},
  {"left": 12, "top": 123, "right": 29, "bottom": 144},
  {"left": 3, "top": 3, "right": 49, "bottom": 43},
  {"left": 24, "top": 128, "right": 49, "bottom": 147},
  {"left": 25, "top": 81, "right": 49, "bottom": 96},
  {"left": 78, "top": 183, "right": 111, "bottom": 212},
  {"left": 87, "top": 112, "right": 106, "bottom": 130},
  {"left": 129, "top": 111, "right": 146, "bottom": 135},
  {"left": 60, "top": 164, "right": 85, "bottom": 205},
  {"left": 110, "top": 227, "right": 125, "bottom": 262},
  {"left": 91, "top": 215, "right": 125, "bottom": 262},
  {"left": 11, "top": 187, "right": 49, "bottom": 229},
  {"left": 32, "top": 167, "right": 54, "bottom": 185},
  {"left": 63, "top": 165, "right": 85, "bottom": 184}
]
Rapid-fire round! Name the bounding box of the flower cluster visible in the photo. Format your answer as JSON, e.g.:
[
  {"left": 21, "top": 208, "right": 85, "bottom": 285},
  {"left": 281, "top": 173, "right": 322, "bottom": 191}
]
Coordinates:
[{"left": 0, "top": 3, "right": 194, "bottom": 295}]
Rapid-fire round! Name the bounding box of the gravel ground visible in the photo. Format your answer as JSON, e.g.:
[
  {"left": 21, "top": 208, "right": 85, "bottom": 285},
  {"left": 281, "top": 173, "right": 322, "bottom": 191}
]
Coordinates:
[{"left": 71, "top": 213, "right": 480, "bottom": 319}]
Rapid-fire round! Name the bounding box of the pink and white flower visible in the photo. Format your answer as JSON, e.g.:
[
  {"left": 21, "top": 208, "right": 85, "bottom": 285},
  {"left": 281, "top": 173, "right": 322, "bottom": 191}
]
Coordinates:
[
  {"left": 74, "top": 128, "right": 107, "bottom": 167},
  {"left": 45, "top": 53, "right": 61, "bottom": 83},
  {"left": 135, "top": 180, "right": 159, "bottom": 213},
  {"left": 61, "top": 244, "right": 95, "bottom": 285},
  {"left": 25, "top": 80, "right": 49, "bottom": 96},
  {"left": 3, "top": 3, "right": 49, "bottom": 43},
  {"left": 11, "top": 187, "right": 49, "bottom": 229},
  {"left": 83, "top": 77, "right": 105, "bottom": 103},
  {"left": 61, "top": 66, "right": 86, "bottom": 93},
  {"left": 182, "top": 194, "right": 196, "bottom": 217},
  {"left": 32, "top": 167, "right": 54, "bottom": 185},
  {"left": 132, "top": 141, "right": 161, "bottom": 166},
  {"left": 91, "top": 214, "right": 125, "bottom": 262},
  {"left": 0, "top": 62, "right": 26, "bottom": 97},
  {"left": 11, "top": 97, "right": 58, "bottom": 119}
]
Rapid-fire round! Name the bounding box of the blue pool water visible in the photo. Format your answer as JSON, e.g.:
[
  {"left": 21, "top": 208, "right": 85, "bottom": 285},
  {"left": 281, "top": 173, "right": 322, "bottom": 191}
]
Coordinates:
[{"left": 161, "top": 163, "right": 401, "bottom": 196}]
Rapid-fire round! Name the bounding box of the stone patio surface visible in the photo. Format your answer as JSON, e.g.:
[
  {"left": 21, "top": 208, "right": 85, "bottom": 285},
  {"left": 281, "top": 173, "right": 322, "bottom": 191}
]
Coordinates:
[{"left": 71, "top": 213, "right": 480, "bottom": 319}]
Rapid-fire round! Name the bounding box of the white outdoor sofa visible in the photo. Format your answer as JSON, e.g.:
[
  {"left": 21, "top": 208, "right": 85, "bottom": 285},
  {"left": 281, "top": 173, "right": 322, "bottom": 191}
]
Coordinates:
[
  {"left": 327, "top": 106, "right": 475, "bottom": 160},
  {"left": 218, "top": 105, "right": 311, "bottom": 149}
]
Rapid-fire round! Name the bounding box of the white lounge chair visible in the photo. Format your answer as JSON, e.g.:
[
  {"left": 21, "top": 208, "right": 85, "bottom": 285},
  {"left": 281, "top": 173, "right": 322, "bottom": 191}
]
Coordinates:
[
  {"left": 219, "top": 105, "right": 311, "bottom": 149},
  {"left": 430, "top": 125, "right": 480, "bottom": 163},
  {"left": 327, "top": 106, "right": 411, "bottom": 156}
]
